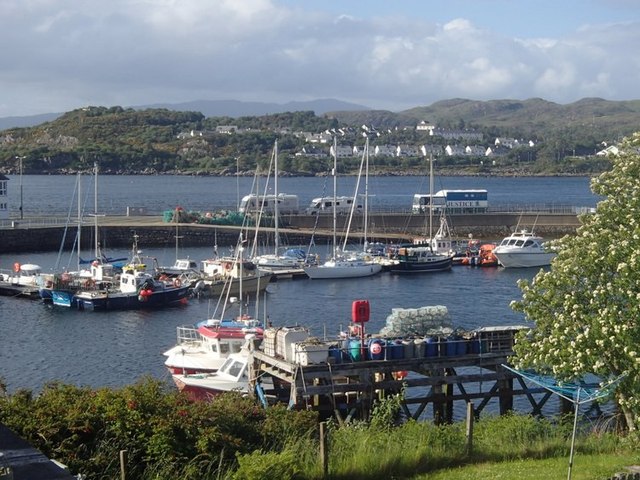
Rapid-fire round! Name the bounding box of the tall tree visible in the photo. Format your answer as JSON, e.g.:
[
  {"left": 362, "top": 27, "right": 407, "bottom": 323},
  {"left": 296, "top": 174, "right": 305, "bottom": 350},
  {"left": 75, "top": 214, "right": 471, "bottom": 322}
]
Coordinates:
[{"left": 511, "top": 132, "right": 640, "bottom": 431}]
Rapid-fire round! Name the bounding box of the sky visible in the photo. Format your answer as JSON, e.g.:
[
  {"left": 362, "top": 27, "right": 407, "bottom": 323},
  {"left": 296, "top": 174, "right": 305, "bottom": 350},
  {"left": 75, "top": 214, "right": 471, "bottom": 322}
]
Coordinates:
[{"left": 1, "top": 0, "right": 639, "bottom": 117}]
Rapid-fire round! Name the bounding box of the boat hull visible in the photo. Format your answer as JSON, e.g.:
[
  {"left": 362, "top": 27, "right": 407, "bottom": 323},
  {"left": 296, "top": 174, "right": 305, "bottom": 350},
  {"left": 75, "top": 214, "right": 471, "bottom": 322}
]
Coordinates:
[
  {"left": 195, "top": 273, "right": 273, "bottom": 298},
  {"left": 389, "top": 256, "right": 453, "bottom": 273},
  {"left": 74, "top": 286, "right": 190, "bottom": 311},
  {"left": 494, "top": 252, "right": 556, "bottom": 268},
  {"left": 304, "top": 262, "right": 382, "bottom": 279}
]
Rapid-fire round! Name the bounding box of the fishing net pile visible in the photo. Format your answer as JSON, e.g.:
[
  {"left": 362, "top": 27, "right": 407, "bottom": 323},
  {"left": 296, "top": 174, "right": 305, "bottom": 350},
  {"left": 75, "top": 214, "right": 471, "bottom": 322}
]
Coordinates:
[{"left": 379, "top": 305, "right": 452, "bottom": 337}]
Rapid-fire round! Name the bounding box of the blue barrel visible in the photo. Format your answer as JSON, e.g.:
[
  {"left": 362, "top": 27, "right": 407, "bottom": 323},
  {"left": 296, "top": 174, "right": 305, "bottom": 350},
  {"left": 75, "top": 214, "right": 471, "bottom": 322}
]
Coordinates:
[
  {"left": 425, "top": 336, "right": 438, "bottom": 357},
  {"left": 457, "top": 338, "right": 469, "bottom": 356},
  {"left": 328, "top": 344, "right": 342, "bottom": 364},
  {"left": 391, "top": 339, "right": 405, "bottom": 359},
  {"left": 349, "top": 339, "right": 362, "bottom": 362},
  {"left": 445, "top": 336, "right": 458, "bottom": 357},
  {"left": 385, "top": 340, "right": 395, "bottom": 359},
  {"left": 470, "top": 335, "right": 481, "bottom": 354},
  {"left": 368, "top": 338, "right": 385, "bottom": 360},
  {"left": 446, "top": 336, "right": 459, "bottom": 356}
]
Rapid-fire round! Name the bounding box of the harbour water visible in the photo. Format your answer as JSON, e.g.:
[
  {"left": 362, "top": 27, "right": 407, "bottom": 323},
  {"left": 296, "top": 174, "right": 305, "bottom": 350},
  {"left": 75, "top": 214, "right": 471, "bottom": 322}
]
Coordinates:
[
  {"left": 2, "top": 174, "right": 599, "bottom": 215},
  {"left": 0, "top": 175, "right": 598, "bottom": 401}
]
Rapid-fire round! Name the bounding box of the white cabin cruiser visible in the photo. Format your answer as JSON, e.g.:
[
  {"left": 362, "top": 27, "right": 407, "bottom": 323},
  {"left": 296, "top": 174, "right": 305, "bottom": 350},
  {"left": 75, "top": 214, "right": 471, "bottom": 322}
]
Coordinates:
[{"left": 493, "top": 229, "right": 556, "bottom": 268}]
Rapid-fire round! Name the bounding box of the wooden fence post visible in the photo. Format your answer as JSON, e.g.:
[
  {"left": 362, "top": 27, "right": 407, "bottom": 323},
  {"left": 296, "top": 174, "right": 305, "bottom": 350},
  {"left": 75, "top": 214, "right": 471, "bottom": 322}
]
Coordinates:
[
  {"left": 466, "top": 402, "right": 474, "bottom": 455},
  {"left": 119, "top": 449, "right": 127, "bottom": 480},
  {"left": 319, "top": 421, "right": 328, "bottom": 476}
]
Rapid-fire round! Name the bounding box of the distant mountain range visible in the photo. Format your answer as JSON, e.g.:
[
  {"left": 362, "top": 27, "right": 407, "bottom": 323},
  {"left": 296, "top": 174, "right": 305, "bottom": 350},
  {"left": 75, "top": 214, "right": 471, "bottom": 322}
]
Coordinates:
[
  {"left": 0, "top": 98, "right": 371, "bottom": 130},
  {"left": 2, "top": 97, "right": 640, "bottom": 139}
]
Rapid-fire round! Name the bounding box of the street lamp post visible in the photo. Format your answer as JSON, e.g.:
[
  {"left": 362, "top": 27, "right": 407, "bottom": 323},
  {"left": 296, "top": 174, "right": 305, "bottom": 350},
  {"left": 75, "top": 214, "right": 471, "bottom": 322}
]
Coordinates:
[{"left": 16, "top": 156, "right": 25, "bottom": 220}]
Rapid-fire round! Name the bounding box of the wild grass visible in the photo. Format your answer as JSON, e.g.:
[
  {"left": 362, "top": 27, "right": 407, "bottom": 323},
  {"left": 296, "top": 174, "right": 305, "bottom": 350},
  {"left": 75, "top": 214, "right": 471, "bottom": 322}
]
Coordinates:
[{"left": 243, "top": 411, "right": 636, "bottom": 480}]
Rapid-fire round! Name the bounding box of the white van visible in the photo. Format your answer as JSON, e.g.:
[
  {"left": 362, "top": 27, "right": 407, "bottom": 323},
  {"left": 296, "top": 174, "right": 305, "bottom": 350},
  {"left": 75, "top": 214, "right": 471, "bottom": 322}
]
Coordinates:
[
  {"left": 305, "top": 196, "right": 363, "bottom": 215},
  {"left": 239, "top": 194, "right": 299, "bottom": 215}
]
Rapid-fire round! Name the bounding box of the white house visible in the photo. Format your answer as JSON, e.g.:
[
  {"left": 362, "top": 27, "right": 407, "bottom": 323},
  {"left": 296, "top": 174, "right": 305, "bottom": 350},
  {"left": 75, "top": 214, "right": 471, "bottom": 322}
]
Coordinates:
[
  {"left": 397, "top": 145, "right": 421, "bottom": 157},
  {"left": 445, "top": 145, "right": 466, "bottom": 156},
  {"left": 596, "top": 145, "right": 619, "bottom": 156},
  {"left": 215, "top": 125, "right": 238, "bottom": 134},
  {"left": 416, "top": 121, "right": 436, "bottom": 134},
  {"left": 465, "top": 145, "right": 486, "bottom": 156},
  {"left": 373, "top": 145, "right": 397, "bottom": 157}
]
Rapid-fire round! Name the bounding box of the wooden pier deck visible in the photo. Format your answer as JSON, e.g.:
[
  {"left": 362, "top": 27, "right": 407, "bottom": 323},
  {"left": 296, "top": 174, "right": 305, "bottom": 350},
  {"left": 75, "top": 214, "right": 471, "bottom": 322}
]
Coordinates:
[{"left": 248, "top": 326, "right": 559, "bottom": 424}]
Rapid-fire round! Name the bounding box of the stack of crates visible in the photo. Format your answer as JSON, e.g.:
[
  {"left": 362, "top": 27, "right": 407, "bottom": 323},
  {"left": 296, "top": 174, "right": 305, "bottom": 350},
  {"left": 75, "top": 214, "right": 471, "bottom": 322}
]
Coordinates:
[
  {"left": 275, "top": 326, "right": 309, "bottom": 361},
  {"left": 263, "top": 327, "right": 280, "bottom": 357},
  {"left": 474, "top": 325, "right": 529, "bottom": 353}
]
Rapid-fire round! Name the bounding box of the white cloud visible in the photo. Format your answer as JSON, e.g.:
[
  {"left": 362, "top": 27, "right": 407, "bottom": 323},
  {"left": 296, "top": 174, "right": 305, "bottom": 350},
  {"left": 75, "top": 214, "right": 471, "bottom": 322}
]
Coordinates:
[{"left": 0, "top": 0, "right": 638, "bottom": 116}]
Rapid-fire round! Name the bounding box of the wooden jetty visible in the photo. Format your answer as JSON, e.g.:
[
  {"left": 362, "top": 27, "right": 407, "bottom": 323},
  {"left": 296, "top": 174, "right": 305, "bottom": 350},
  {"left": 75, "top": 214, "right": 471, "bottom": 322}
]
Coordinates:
[{"left": 248, "top": 325, "right": 559, "bottom": 424}]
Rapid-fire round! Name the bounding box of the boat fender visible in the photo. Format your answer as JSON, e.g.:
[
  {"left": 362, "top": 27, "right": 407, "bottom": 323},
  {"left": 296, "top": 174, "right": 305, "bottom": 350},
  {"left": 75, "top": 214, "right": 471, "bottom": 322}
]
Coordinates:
[
  {"left": 13, "top": 262, "right": 20, "bottom": 273},
  {"left": 173, "top": 278, "right": 182, "bottom": 288}
]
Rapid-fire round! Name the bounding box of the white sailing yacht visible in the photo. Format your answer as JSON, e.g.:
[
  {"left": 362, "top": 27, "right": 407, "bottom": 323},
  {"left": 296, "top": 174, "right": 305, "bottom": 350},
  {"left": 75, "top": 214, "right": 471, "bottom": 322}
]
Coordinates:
[
  {"left": 252, "top": 139, "right": 307, "bottom": 274},
  {"left": 304, "top": 137, "right": 382, "bottom": 279}
]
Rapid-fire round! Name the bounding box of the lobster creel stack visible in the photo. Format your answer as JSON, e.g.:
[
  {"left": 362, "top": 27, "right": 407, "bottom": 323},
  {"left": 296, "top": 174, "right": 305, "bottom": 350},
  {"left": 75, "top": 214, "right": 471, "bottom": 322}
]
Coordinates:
[{"left": 379, "top": 305, "right": 452, "bottom": 337}]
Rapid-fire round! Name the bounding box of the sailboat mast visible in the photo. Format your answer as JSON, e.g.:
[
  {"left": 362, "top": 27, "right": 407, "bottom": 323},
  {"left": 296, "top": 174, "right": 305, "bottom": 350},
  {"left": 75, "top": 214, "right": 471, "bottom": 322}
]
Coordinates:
[
  {"left": 94, "top": 162, "right": 99, "bottom": 258},
  {"left": 77, "top": 172, "right": 82, "bottom": 271},
  {"left": 429, "top": 154, "right": 434, "bottom": 250},
  {"left": 332, "top": 137, "right": 337, "bottom": 260},
  {"left": 364, "top": 136, "right": 369, "bottom": 250},
  {"left": 274, "top": 139, "right": 279, "bottom": 254}
]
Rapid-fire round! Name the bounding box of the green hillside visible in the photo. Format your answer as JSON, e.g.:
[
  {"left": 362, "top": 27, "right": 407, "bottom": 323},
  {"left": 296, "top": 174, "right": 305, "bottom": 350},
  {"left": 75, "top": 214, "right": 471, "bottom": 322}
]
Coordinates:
[{"left": 1, "top": 98, "right": 636, "bottom": 176}]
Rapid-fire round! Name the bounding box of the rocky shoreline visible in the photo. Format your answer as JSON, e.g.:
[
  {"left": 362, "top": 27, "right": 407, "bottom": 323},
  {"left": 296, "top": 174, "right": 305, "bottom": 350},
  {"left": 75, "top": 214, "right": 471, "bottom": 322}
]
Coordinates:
[{"left": 0, "top": 167, "right": 597, "bottom": 177}]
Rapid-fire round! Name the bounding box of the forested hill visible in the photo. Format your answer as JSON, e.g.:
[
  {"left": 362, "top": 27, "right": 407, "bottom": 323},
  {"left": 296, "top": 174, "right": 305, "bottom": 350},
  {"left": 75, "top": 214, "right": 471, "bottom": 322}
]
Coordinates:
[{"left": 0, "top": 98, "right": 638, "bottom": 176}]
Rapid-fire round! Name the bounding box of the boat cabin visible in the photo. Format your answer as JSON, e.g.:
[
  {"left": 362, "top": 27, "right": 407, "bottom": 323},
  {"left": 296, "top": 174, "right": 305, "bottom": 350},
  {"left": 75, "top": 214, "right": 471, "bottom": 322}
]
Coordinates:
[{"left": 201, "top": 257, "right": 257, "bottom": 279}]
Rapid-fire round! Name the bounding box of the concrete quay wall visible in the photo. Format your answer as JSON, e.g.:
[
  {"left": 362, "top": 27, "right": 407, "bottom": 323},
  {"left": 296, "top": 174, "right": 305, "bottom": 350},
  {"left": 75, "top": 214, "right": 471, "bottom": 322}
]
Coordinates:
[{"left": 0, "top": 212, "right": 582, "bottom": 254}]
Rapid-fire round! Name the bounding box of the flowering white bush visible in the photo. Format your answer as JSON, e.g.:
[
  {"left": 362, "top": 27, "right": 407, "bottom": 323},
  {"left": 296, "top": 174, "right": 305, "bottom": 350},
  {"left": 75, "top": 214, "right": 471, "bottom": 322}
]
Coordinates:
[{"left": 512, "top": 132, "right": 640, "bottom": 431}]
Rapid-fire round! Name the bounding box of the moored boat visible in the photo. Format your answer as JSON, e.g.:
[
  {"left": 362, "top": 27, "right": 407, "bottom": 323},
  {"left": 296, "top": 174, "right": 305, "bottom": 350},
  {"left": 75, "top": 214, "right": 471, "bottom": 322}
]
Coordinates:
[
  {"left": 164, "top": 318, "right": 264, "bottom": 375},
  {"left": 387, "top": 246, "right": 453, "bottom": 274},
  {"left": 493, "top": 229, "right": 556, "bottom": 268},
  {"left": 460, "top": 243, "right": 499, "bottom": 267},
  {"left": 72, "top": 236, "right": 190, "bottom": 310},
  {"left": 0, "top": 262, "right": 43, "bottom": 298},
  {"left": 195, "top": 256, "right": 273, "bottom": 297},
  {"left": 171, "top": 339, "right": 269, "bottom": 400}
]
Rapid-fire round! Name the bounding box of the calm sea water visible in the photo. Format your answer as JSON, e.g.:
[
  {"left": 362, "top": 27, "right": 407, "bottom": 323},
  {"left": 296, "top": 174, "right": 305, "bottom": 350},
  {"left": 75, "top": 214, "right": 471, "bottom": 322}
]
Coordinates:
[
  {"left": 3, "top": 174, "right": 599, "bottom": 216},
  {"left": 0, "top": 175, "right": 598, "bottom": 411}
]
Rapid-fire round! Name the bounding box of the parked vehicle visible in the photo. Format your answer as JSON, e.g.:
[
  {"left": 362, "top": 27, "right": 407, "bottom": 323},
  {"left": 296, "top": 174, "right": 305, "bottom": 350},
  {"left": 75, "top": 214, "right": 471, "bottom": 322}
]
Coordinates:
[
  {"left": 412, "top": 189, "right": 488, "bottom": 214},
  {"left": 305, "top": 195, "right": 362, "bottom": 215},
  {"left": 239, "top": 193, "right": 299, "bottom": 215}
]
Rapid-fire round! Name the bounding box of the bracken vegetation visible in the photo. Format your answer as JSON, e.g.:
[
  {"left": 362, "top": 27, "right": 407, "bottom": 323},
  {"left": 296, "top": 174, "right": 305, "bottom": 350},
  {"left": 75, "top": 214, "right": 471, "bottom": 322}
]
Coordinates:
[{"left": 0, "top": 378, "right": 637, "bottom": 479}]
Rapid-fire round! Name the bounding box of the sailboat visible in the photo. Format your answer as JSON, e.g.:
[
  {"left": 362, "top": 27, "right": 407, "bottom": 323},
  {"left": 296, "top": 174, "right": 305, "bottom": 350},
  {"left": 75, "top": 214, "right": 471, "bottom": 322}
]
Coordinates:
[
  {"left": 389, "top": 155, "right": 453, "bottom": 274},
  {"left": 40, "top": 164, "right": 125, "bottom": 305},
  {"left": 303, "top": 137, "right": 382, "bottom": 279},
  {"left": 252, "top": 140, "right": 308, "bottom": 275},
  {"left": 198, "top": 232, "right": 273, "bottom": 298}
]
